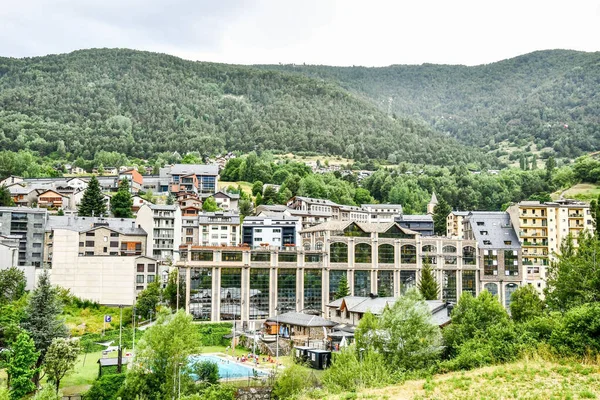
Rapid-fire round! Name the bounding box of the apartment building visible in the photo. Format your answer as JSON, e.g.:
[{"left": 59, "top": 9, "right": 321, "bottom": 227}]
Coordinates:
[
  {"left": 506, "top": 199, "right": 594, "bottom": 288},
  {"left": 118, "top": 169, "right": 144, "bottom": 193},
  {"left": 362, "top": 204, "right": 403, "bottom": 223},
  {"left": 0, "top": 207, "right": 47, "bottom": 267},
  {"left": 175, "top": 220, "right": 480, "bottom": 326},
  {"left": 47, "top": 227, "right": 158, "bottom": 305},
  {"left": 463, "top": 212, "right": 522, "bottom": 305},
  {"left": 242, "top": 216, "right": 301, "bottom": 249},
  {"left": 136, "top": 204, "right": 182, "bottom": 262},
  {"left": 160, "top": 164, "right": 219, "bottom": 195},
  {"left": 181, "top": 212, "right": 240, "bottom": 247},
  {"left": 214, "top": 191, "right": 240, "bottom": 212},
  {"left": 396, "top": 214, "right": 435, "bottom": 236},
  {"left": 447, "top": 211, "right": 470, "bottom": 239}
]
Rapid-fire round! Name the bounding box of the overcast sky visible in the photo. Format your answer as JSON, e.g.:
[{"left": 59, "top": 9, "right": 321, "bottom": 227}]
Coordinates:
[{"left": 1, "top": 0, "right": 599, "bottom": 66}]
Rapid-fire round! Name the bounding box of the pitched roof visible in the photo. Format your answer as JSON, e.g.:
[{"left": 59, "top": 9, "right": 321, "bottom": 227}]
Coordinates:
[
  {"left": 170, "top": 164, "right": 219, "bottom": 176},
  {"left": 265, "top": 312, "right": 336, "bottom": 328},
  {"left": 466, "top": 211, "right": 520, "bottom": 249},
  {"left": 430, "top": 192, "right": 438, "bottom": 204},
  {"left": 301, "top": 220, "right": 417, "bottom": 235},
  {"left": 121, "top": 169, "right": 143, "bottom": 185},
  {"left": 46, "top": 216, "right": 147, "bottom": 235}
]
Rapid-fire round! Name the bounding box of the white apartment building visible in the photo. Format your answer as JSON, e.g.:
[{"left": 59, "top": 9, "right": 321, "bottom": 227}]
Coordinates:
[
  {"left": 136, "top": 204, "right": 182, "bottom": 262},
  {"left": 181, "top": 212, "right": 240, "bottom": 247},
  {"left": 242, "top": 216, "right": 302, "bottom": 249}
]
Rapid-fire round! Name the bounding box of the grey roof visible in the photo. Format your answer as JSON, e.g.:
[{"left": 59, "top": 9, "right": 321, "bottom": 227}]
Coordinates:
[
  {"left": 97, "top": 358, "right": 129, "bottom": 367},
  {"left": 169, "top": 164, "right": 219, "bottom": 176},
  {"left": 301, "top": 221, "right": 417, "bottom": 236},
  {"left": 198, "top": 212, "right": 240, "bottom": 224},
  {"left": 47, "top": 216, "right": 147, "bottom": 236},
  {"left": 291, "top": 196, "right": 339, "bottom": 207},
  {"left": 243, "top": 215, "right": 300, "bottom": 223},
  {"left": 398, "top": 214, "right": 434, "bottom": 222},
  {"left": 451, "top": 211, "right": 470, "bottom": 217},
  {"left": 0, "top": 206, "right": 47, "bottom": 214},
  {"left": 466, "top": 211, "right": 520, "bottom": 250},
  {"left": 150, "top": 204, "right": 178, "bottom": 211},
  {"left": 265, "top": 312, "right": 336, "bottom": 328},
  {"left": 214, "top": 190, "right": 240, "bottom": 199},
  {"left": 256, "top": 205, "right": 289, "bottom": 212},
  {"left": 327, "top": 296, "right": 451, "bottom": 327}
]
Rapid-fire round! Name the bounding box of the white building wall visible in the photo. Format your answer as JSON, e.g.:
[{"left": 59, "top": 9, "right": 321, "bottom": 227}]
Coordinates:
[{"left": 49, "top": 229, "right": 137, "bottom": 305}]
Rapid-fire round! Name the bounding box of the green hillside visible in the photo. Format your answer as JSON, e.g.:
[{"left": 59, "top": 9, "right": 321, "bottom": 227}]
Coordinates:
[
  {"left": 259, "top": 50, "right": 600, "bottom": 159},
  {"left": 0, "top": 48, "right": 490, "bottom": 167}
]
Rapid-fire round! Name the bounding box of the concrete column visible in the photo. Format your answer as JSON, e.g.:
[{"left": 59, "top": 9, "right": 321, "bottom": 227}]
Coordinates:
[
  {"left": 456, "top": 270, "right": 462, "bottom": 302},
  {"left": 296, "top": 268, "right": 304, "bottom": 311},
  {"left": 393, "top": 269, "right": 400, "bottom": 297},
  {"left": 348, "top": 239, "right": 355, "bottom": 268},
  {"left": 371, "top": 269, "right": 378, "bottom": 294},
  {"left": 185, "top": 266, "right": 191, "bottom": 314},
  {"left": 270, "top": 267, "right": 278, "bottom": 317},
  {"left": 212, "top": 267, "right": 220, "bottom": 322},
  {"left": 241, "top": 267, "right": 250, "bottom": 324},
  {"left": 322, "top": 268, "right": 329, "bottom": 315},
  {"left": 348, "top": 269, "right": 355, "bottom": 296}
]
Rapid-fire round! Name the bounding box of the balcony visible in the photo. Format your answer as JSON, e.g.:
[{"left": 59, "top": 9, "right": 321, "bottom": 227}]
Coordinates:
[
  {"left": 522, "top": 240, "right": 548, "bottom": 247},
  {"left": 569, "top": 213, "right": 584, "bottom": 218}
]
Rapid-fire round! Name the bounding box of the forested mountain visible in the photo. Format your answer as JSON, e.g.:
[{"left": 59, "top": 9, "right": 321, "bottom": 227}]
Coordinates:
[
  {"left": 0, "top": 48, "right": 491, "bottom": 167},
  {"left": 259, "top": 50, "right": 600, "bottom": 159}
]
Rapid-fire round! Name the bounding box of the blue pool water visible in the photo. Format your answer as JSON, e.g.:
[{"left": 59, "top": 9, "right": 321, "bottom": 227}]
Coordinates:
[{"left": 190, "top": 355, "right": 268, "bottom": 379}]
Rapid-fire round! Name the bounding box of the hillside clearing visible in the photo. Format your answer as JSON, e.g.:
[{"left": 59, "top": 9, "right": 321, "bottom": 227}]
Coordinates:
[
  {"left": 552, "top": 183, "right": 600, "bottom": 201},
  {"left": 309, "top": 359, "right": 600, "bottom": 400}
]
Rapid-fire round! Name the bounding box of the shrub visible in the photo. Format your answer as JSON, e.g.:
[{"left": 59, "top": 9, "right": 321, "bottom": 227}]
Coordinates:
[
  {"left": 549, "top": 303, "right": 600, "bottom": 357},
  {"left": 510, "top": 285, "right": 544, "bottom": 323},
  {"left": 85, "top": 373, "right": 126, "bottom": 400},
  {"left": 32, "top": 385, "right": 61, "bottom": 400},
  {"left": 196, "top": 323, "right": 233, "bottom": 346},
  {"left": 190, "top": 360, "right": 219, "bottom": 384},
  {"left": 273, "top": 364, "right": 318, "bottom": 399}
]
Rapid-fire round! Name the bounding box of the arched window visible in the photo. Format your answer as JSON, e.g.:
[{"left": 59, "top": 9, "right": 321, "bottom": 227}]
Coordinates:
[
  {"left": 401, "top": 245, "right": 416, "bottom": 264},
  {"left": 355, "top": 243, "right": 372, "bottom": 263},
  {"left": 330, "top": 242, "right": 348, "bottom": 263},
  {"left": 316, "top": 241, "right": 323, "bottom": 251},
  {"left": 303, "top": 242, "right": 311, "bottom": 251},
  {"left": 463, "top": 246, "right": 476, "bottom": 265},
  {"left": 442, "top": 245, "right": 457, "bottom": 253},
  {"left": 484, "top": 283, "right": 498, "bottom": 297},
  {"left": 422, "top": 244, "right": 436, "bottom": 253},
  {"left": 505, "top": 283, "right": 519, "bottom": 308},
  {"left": 378, "top": 244, "right": 395, "bottom": 264}
]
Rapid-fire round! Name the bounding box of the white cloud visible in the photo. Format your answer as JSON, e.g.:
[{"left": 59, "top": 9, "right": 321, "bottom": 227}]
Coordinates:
[{"left": 0, "top": 0, "right": 598, "bottom": 66}]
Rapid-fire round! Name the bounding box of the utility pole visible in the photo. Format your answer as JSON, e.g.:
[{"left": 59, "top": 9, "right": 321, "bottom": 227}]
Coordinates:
[
  {"left": 132, "top": 306, "right": 136, "bottom": 357},
  {"left": 118, "top": 304, "right": 123, "bottom": 373}
]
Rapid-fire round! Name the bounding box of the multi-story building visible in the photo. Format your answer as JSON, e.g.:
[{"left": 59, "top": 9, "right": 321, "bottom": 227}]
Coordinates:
[
  {"left": 118, "top": 169, "right": 144, "bottom": 193},
  {"left": 176, "top": 220, "right": 480, "bottom": 327},
  {"left": 159, "top": 164, "right": 219, "bottom": 195},
  {"left": 45, "top": 219, "right": 160, "bottom": 305},
  {"left": 214, "top": 191, "right": 240, "bottom": 212},
  {"left": 0, "top": 207, "right": 47, "bottom": 267},
  {"left": 181, "top": 212, "right": 240, "bottom": 247},
  {"left": 0, "top": 235, "right": 19, "bottom": 268},
  {"left": 396, "top": 214, "right": 435, "bottom": 236},
  {"left": 506, "top": 199, "right": 594, "bottom": 289},
  {"left": 361, "top": 204, "right": 403, "bottom": 223},
  {"left": 242, "top": 216, "right": 301, "bottom": 249},
  {"left": 447, "top": 211, "right": 470, "bottom": 239},
  {"left": 463, "top": 211, "right": 522, "bottom": 305},
  {"left": 44, "top": 216, "right": 148, "bottom": 262},
  {"left": 136, "top": 204, "right": 182, "bottom": 262}
]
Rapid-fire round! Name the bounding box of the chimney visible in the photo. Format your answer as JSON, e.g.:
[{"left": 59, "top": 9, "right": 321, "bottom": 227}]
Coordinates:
[{"left": 132, "top": 221, "right": 135, "bottom": 229}]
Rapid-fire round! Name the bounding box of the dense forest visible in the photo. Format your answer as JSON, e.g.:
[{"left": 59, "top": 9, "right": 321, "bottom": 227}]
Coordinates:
[
  {"left": 260, "top": 50, "right": 600, "bottom": 159},
  {"left": 0, "top": 48, "right": 491, "bottom": 168}
]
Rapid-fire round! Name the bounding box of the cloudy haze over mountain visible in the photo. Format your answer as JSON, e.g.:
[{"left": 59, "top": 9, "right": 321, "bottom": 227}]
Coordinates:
[{"left": 1, "top": 0, "right": 599, "bottom": 66}]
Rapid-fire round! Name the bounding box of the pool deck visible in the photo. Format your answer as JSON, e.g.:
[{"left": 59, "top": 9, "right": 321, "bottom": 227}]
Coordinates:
[{"left": 199, "top": 352, "right": 283, "bottom": 376}]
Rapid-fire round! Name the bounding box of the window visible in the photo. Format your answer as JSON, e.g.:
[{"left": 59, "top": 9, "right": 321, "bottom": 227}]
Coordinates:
[
  {"left": 85, "top": 241, "right": 94, "bottom": 247},
  {"left": 304, "top": 254, "right": 322, "bottom": 263},
  {"left": 111, "top": 232, "right": 119, "bottom": 237},
  {"left": 354, "top": 243, "right": 371, "bottom": 263},
  {"left": 110, "top": 241, "right": 118, "bottom": 247},
  {"left": 86, "top": 232, "right": 95, "bottom": 237},
  {"left": 378, "top": 244, "right": 394, "bottom": 264},
  {"left": 401, "top": 245, "right": 417, "bottom": 264},
  {"left": 103, "top": 247, "right": 107, "bottom": 253},
  {"left": 255, "top": 229, "right": 262, "bottom": 233},
  {"left": 278, "top": 253, "right": 297, "bottom": 263},
  {"left": 221, "top": 226, "right": 227, "bottom": 230},
  {"left": 463, "top": 246, "right": 476, "bottom": 265},
  {"left": 79, "top": 242, "right": 84, "bottom": 247},
  {"left": 504, "top": 241, "right": 512, "bottom": 245},
  {"left": 504, "top": 250, "right": 518, "bottom": 276},
  {"left": 32, "top": 252, "right": 41, "bottom": 258},
  {"left": 222, "top": 252, "right": 242, "bottom": 262},
  {"left": 191, "top": 251, "right": 213, "bottom": 262},
  {"left": 330, "top": 242, "right": 348, "bottom": 263},
  {"left": 137, "top": 264, "right": 145, "bottom": 272},
  {"left": 147, "top": 275, "right": 156, "bottom": 283},
  {"left": 33, "top": 223, "right": 43, "bottom": 228},
  {"left": 254, "top": 237, "right": 263, "bottom": 242},
  {"left": 480, "top": 231, "right": 488, "bottom": 235},
  {"left": 476, "top": 221, "right": 484, "bottom": 226},
  {"left": 251, "top": 252, "right": 270, "bottom": 262},
  {"left": 136, "top": 275, "right": 145, "bottom": 283},
  {"left": 32, "top": 242, "right": 42, "bottom": 248},
  {"left": 273, "top": 229, "right": 281, "bottom": 233},
  {"left": 186, "top": 237, "right": 193, "bottom": 243},
  {"left": 186, "top": 228, "right": 193, "bottom": 235},
  {"left": 483, "top": 240, "right": 491, "bottom": 245},
  {"left": 85, "top": 251, "right": 94, "bottom": 256}
]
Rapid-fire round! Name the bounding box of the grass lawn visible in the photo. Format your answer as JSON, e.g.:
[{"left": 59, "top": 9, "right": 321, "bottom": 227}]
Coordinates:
[
  {"left": 553, "top": 183, "right": 600, "bottom": 202},
  {"left": 57, "top": 351, "right": 114, "bottom": 396},
  {"left": 308, "top": 359, "right": 600, "bottom": 400},
  {"left": 218, "top": 181, "right": 253, "bottom": 197}
]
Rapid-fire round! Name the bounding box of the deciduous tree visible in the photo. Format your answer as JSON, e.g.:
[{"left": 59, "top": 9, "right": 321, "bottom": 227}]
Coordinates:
[
  {"left": 43, "top": 338, "right": 80, "bottom": 393},
  {"left": 7, "top": 331, "right": 39, "bottom": 400}
]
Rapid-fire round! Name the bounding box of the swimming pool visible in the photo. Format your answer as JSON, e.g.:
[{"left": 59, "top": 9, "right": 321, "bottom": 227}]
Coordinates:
[{"left": 190, "top": 355, "right": 268, "bottom": 380}]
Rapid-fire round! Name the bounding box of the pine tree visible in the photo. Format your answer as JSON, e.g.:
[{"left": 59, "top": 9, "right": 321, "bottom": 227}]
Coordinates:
[
  {"left": 336, "top": 274, "right": 350, "bottom": 299},
  {"left": 418, "top": 261, "right": 439, "bottom": 300},
  {"left": 110, "top": 179, "right": 133, "bottom": 218},
  {"left": 21, "top": 271, "right": 67, "bottom": 387},
  {"left": 433, "top": 197, "right": 452, "bottom": 236},
  {"left": 78, "top": 175, "right": 106, "bottom": 217},
  {"left": 166, "top": 192, "right": 175, "bottom": 205},
  {"left": 0, "top": 185, "right": 14, "bottom": 207}
]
